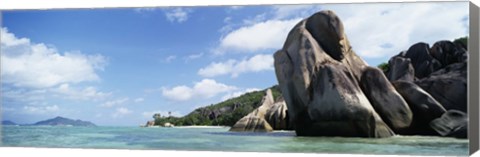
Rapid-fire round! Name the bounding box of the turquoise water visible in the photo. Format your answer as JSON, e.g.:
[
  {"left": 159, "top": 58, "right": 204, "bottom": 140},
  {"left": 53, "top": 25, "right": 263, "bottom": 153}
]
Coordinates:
[{"left": 0, "top": 125, "right": 468, "bottom": 156}]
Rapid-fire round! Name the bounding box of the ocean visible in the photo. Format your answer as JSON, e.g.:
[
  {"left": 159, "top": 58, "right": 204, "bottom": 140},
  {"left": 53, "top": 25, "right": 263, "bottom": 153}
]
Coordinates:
[{"left": 0, "top": 125, "right": 468, "bottom": 156}]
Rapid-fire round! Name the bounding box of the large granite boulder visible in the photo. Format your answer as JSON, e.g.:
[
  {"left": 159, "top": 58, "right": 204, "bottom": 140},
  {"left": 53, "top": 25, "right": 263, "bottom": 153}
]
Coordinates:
[
  {"left": 403, "top": 43, "right": 442, "bottom": 79},
  {"left": 415, "top": 62, "right": 467, "bottom": 112},
  {"left": 431, "top": 40, "right": 468, "bottom": 66},
  {"left": 392, "top": 81, "right": 446, "bottom": 135},
  {"left": 386, "top": 56, "right": 415, "bottom": 82},
  {"left": 430, "top": 110, "right": 468, "bottom": 138},
  {"left": 360, "top": 67, "right": 413, "bottom": 133},
  {"left": 274, "top": 10, "right": 398, "bottom": 137}
]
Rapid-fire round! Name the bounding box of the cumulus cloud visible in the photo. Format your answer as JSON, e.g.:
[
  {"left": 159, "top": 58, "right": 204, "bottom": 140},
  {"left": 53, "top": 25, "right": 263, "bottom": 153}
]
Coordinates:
[
  {"left": 221, "top": 88, "right": 261, "bottom": 101},
  {"left": 161, "top": 79, "right": 237, "bottom": 102},
  {"left": 321, "top": 2, "right": 468, "bottom": 59},
  {"left": 164, "top": 8, "right": 192, "bottom": 23},
  {"left": 112, "top": 107, "right": 132, "bottom": 118},
  {"left": 198, "top": 54, "right": 274, "bottom": 78},
  {"left": 51, "top": 83, "right": 111, "bottom": 101},
  {"left": 100, "top": 97, "right": 129, "bottom": 107},
  {"left": 23, "top": 105, "right": 59, "bottom": 114},
  {"left": 216, "top": 18, "right": 301, "bottom": 53},
  {"left": 1, "top": 27, "right": 107, "bottom": 89}
]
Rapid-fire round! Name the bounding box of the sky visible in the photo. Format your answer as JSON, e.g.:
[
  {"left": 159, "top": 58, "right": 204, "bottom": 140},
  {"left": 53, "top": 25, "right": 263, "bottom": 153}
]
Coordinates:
[{"left": 1, "top": 2, "right": 469, "bottom": 126}]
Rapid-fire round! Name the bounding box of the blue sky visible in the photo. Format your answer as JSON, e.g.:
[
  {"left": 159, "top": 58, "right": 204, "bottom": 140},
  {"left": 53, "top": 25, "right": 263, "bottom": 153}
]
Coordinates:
[{"left": 1, "top": 2, "right": 468, "bottom": 126}]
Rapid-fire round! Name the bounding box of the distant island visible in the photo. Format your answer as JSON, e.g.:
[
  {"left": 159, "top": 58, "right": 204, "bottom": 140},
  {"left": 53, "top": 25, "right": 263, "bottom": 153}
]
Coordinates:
[
  {"left": 33, "top": 116, "right": 96, "bottom": 127},
  {"left": 2, "top": 120, "right": 18, "bottom": 125},
  {"left": 2, "top": 117, "right": 96, "bottom": 126}
]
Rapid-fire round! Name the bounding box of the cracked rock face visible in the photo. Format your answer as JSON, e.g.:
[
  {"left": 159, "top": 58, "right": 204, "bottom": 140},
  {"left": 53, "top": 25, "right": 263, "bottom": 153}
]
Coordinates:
[{"left": 274, "top": 10, "right": 413, "bottom": 137}]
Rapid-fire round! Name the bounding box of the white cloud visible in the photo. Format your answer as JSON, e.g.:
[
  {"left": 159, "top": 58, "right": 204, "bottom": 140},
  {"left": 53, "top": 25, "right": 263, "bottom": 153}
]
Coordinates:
[
  {"left": 221, "top": 88, "right": 261, "bottom": 101},
  {"left": 184, "top": 53, "right": 204, "bottom": 62},
  {"left": 134, "top": 7, "right": 156, "bottom": 13},
  {"left": 161, "top": 79, "right": 237, "bottom": 102},
  {"left": 216, "top": 18, "right": 301, "bottom": 53},
  {"left": 23, "top": 105, "right": 59, "bottom": 115},
  {"left": 100, "top": 97, "right": 129, "bottom": 107},
  {"left": 321, "top": 2, "right": 468, "bottom": 59},
  {"left": 134, "top": 98, "right": 144, "bottom": 103},
  {"left": 112, "top": 107, "right": 132, "bottom": 118},
  {"left": 164, "top": 55, "right": 176, "bottom": 63},
  {"left": 271, "top": 5, "right": 320, "bottom": 20},
  {"left": 165, "top": 8, "right": 192, "bottom": 23},
  {"left": 51, "top": 83, "right": 111, "bottom": 101},
  {"left": 142, "top": 110, "right": 182, "bottom": 119},
  {"left": 1, "top": 27, "right": 107, "bottom": 89},
  {"left": 198, "top": 54, "right": 274, "bottom": 78}
]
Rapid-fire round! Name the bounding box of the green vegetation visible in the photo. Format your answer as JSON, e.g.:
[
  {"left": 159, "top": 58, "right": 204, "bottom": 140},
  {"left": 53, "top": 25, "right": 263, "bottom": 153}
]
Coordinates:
[
  {"left": 150, "top": 85, "right": 282, "bottom": 127},
  {"left": 453, "top": 36, "right": 468, "bottom": 48},
  {"left": 377, "top": 62, "right": 389, "bottom": 73}
]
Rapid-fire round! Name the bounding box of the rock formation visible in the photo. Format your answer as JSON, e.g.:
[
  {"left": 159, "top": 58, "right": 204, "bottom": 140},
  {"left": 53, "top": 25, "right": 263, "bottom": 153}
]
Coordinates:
[
  {"left": 145, "top": 120, "right": 155, "bottom": 127},
  {"left": 430, "top": 110, "right": 468, "bottom": 138},
  {"left": 273, "top": 10, "right": 468, "bottom": 138},
  {"left": 230, "top": 89, "right": 291, "bottom": 132},
  {"left": 273, "top": 10, "right": 410, "bottom": 137}
]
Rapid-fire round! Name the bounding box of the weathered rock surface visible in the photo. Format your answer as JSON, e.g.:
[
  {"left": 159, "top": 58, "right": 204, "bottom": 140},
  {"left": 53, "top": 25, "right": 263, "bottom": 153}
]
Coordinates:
[
  {"left": 274, "top": 10, "right": 396, "bottom": 137},
  {"left": 415, "top": 62, "right": 467, "bottom": 112},
  {"left": 360, "top": 67, "right": 413, "bottom": 133},
  {"left": 229, "top": 116, "right": 273, "bottom": 132},
  {"left": 230, "top": 89, "right": 290, "bottom": 132},
  {"left": 265, "top": 99, "right": 291, "bottom": 130},
  {"left": 386, "top": 56, "right": 415, "bottom": 82},
  {"left": 392, "top": 81, "right": 446, "bottom": 135},
  {"left": 430, "top": 110, "right": 468, "bottom": 138},
  {"left": 403, "top": 43, "right": 442, "bottom": 79}
]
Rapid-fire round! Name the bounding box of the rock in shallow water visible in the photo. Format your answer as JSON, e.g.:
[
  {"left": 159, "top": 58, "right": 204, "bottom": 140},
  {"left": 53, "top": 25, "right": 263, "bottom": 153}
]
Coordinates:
[
  {"left": 392, "top": 81, "right": 446, "bottom": 135},
  {"left": 430, "top": 110, "right": 468, "bottom": 138},
  {"left": 230, "top": 89, "right": 291, "bottom": 132},
  {"left": 274, "top": 10, "right": 399, "bottom": 138}
]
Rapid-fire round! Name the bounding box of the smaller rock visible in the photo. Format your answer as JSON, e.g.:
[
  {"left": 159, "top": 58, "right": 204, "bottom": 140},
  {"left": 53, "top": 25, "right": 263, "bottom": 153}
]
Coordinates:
[
  {"left": 265, "top": 100, "right": 291, "bottom": 130},
  {"left": 229, "top": 89, "right": 276, "bottom": 132},
  {"left": 386, "top": 56, "right": 415, "bottom": 82},
  {"left": 163, "top": 122, "right": 174, "bottom": 127},
  {"left": 229, "top": 116, "right": 273, "bottom": 132},
  {"left": 145, "top": 120, "right": 155, "bottom": 127},
  {"left": 430, "top": 110, "right": 468, "bottom": 138}
]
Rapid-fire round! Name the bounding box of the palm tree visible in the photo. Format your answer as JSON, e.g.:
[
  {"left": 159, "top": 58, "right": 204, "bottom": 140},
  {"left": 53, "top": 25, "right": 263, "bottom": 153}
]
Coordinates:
[{"left": 153, "top": 113, "right": 161, "bottom": 120}]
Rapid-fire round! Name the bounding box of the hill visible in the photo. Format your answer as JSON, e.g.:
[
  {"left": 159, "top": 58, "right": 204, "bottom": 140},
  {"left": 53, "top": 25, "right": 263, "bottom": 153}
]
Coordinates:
[
  {"left": 2, "top": 120, "right": 17, "bottom": 125},
  {"left": 151, "top": 85, "right": 282, "bottom": 127},
  {"left": 34, "top": 116, "right": 96, "bottom": 126}
]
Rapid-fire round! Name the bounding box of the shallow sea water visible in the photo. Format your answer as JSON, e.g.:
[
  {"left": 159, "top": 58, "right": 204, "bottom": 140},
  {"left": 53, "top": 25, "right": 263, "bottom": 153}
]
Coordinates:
[{"left": 0, "top": 125, "right": 468, "bottom": 156}]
